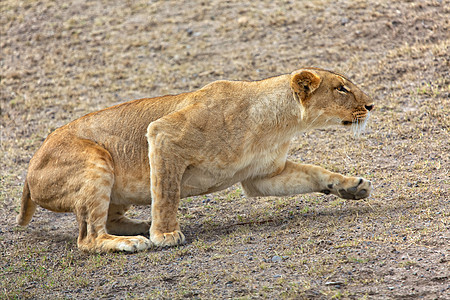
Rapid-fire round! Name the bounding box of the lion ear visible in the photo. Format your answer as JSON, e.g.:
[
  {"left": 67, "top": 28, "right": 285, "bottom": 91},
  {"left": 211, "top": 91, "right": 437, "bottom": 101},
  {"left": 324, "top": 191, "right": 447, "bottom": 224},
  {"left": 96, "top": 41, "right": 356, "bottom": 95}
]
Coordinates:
[{"left": 290, "top": 69, "right": 322, "bottom": 101}]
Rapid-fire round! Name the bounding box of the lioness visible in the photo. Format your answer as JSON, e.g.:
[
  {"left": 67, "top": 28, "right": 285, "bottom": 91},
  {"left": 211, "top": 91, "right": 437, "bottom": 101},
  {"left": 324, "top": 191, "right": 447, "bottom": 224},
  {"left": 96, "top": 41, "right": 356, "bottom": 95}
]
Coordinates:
[{"left": 17, "top": 68, "right": 374, "bottom": 253}]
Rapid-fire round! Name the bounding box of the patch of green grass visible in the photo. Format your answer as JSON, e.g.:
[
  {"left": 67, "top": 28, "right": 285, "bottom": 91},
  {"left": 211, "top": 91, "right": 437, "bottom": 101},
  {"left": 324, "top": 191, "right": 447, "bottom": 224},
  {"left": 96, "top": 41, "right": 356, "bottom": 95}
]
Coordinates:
[
  {"left": 226, "top": 187, "right": 244, "bottom": 202},
  {"left": 348, "top": 257, "right": 370, "bottom": 264}
]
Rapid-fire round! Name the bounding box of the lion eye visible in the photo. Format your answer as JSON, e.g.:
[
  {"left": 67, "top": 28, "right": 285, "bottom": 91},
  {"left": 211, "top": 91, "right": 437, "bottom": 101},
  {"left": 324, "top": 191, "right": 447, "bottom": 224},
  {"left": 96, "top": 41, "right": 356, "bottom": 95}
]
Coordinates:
[{"left": 337, "top": 85, "right": 348, "bottom": 93}]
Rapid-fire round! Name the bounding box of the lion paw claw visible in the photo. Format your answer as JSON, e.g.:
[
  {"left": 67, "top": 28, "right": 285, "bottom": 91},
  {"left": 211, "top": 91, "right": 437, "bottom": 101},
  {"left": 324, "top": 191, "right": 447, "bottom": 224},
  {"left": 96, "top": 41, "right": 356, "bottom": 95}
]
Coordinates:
[
  {"left": 150, "top": 230, "right": 185, "bottom": 247},
  {"left": 327, "top": 177, "right": 372, "bottom": 200}
]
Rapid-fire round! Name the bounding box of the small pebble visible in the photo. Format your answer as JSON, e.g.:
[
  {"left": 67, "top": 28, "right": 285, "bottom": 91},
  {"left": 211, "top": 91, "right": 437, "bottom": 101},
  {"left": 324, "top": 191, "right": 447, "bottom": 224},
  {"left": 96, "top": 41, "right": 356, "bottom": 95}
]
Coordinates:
[{"left": 271, "top": 255, "right": 282, "bottom": 263}]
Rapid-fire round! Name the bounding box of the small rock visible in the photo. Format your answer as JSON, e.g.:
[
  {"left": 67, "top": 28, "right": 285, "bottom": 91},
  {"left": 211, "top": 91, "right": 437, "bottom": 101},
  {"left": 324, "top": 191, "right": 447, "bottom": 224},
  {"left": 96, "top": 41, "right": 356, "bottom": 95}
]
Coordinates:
[
  {"left": 273, "top": 274, "right": 282, "bottom": 278},
  {"left": 271, "top": 255, "right": 282, "bottom": 263},
  {"left": 238, "top": 16, "right": 249, "bottom": 26}
]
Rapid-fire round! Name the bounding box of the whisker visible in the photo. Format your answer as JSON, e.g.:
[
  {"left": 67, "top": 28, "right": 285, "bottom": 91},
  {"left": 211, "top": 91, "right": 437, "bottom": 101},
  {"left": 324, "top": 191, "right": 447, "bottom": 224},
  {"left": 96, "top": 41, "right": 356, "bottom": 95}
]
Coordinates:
[{"left": 352, "top": 112, "right": 370, "bottom": 137}]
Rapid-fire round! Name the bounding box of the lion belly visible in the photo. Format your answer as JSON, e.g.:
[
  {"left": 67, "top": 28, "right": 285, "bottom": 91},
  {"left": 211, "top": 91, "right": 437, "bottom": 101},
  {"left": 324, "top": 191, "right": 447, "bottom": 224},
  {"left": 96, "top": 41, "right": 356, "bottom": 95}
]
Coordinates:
[
  {"left": 179, "top": 151, "right": 284, "bottom": 198},
  {"left": 110, "top": 177, "right": 152, "bottom": 206},
  {"left": 107, "top": 168, "right": 236, "bottom": 204},
  {"left": 180, "top": 167, "right": 238, "bottom": 198}
]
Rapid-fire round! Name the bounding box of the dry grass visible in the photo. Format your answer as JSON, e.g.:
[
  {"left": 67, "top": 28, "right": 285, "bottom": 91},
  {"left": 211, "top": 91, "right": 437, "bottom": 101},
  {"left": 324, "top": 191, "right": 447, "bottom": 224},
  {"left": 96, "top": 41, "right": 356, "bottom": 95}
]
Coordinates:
[{"left": 1, "top": 0, "right": 449, "bottom": 299}]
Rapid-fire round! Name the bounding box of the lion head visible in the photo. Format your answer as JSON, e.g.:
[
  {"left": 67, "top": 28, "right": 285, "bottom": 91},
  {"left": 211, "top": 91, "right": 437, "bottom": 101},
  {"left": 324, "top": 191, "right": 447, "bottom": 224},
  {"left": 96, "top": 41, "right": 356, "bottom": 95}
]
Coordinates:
[{"left": 290, "top": 68, "right": 374, "bottom": 134}]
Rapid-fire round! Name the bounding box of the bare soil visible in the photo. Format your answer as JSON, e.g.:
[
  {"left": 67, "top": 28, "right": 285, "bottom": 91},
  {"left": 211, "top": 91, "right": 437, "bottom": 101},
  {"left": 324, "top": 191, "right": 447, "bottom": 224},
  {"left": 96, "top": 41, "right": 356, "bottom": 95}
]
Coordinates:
[{"left": 1, "top": 0, "right": 449, "bottom": 299}]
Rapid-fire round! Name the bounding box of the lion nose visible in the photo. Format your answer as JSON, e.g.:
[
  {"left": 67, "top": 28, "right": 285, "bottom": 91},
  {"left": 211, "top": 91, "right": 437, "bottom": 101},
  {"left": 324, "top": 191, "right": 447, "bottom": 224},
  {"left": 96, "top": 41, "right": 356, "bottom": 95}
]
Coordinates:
[{"left": 365, "top": 104, "right": 374, "bottom": 111}]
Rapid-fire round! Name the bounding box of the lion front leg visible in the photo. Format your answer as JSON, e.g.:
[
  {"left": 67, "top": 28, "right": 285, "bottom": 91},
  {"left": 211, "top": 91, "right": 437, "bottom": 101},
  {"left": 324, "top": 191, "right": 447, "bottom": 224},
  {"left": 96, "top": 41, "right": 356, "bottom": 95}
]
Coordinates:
[
  {"left": 242, "top": 160, "right": 372, "bottom": 200},
  {"left": 146, "top": 123, "right": 188, "bottom": 247}
]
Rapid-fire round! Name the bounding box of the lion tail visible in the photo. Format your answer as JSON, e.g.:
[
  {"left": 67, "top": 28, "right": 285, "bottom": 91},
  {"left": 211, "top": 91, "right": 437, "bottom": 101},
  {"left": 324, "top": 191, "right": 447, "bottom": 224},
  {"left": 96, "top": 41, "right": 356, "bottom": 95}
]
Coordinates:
[{"left": 16, "top": 178, "right": 37, "bottom": 226}]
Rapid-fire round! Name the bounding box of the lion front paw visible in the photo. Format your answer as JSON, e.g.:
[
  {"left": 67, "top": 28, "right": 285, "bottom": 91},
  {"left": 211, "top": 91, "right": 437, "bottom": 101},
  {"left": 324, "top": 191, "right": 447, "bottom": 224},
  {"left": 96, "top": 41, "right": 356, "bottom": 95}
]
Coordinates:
[
  {"left": 324, "top": 177, "right": 372, "bottom": 200},
  {"left": 150, "top": 230, "right": 185, "bottom": 247}
]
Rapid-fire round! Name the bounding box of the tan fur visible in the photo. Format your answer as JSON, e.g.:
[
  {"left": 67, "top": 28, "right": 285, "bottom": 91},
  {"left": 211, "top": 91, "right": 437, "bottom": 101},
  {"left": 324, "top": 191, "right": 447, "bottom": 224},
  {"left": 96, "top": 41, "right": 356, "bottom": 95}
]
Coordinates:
[{"left": 17, "top": 68, "right": 374, "bottom": 252}]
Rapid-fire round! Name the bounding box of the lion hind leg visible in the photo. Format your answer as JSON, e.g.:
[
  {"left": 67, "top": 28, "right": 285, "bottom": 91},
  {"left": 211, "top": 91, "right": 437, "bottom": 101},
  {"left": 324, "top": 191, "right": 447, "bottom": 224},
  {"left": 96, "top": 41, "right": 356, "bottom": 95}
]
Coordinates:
[
  {"left": 106, "top": 204, "right": 150, "bottom": 236},
  {"left": 75, "top": 177, "right": 151, "bottom": 253},
  {"left": 74, "top": 144, "right": 150, "bottom": 253}
]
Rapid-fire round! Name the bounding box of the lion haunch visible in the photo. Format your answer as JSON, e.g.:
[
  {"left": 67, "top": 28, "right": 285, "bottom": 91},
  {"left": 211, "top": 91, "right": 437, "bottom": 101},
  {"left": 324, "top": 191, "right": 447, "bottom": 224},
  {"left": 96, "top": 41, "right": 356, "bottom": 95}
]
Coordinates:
[{"left": 17, "top": 68, "right": 374, "bottom": 253}]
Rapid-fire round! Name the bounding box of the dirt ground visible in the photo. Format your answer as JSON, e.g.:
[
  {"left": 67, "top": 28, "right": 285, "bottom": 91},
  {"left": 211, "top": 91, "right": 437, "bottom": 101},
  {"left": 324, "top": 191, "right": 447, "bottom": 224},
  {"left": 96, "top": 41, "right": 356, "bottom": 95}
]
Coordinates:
[{"left": 1, "top": 0, "right": 449, "bottom": 299}]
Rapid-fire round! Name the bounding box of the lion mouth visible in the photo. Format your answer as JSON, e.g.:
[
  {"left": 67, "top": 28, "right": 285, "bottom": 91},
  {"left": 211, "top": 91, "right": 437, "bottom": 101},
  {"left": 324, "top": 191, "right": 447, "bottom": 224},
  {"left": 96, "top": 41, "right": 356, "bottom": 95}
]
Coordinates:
[{"left": 342, "top": 120, "right": 353, "bottom": 126}]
